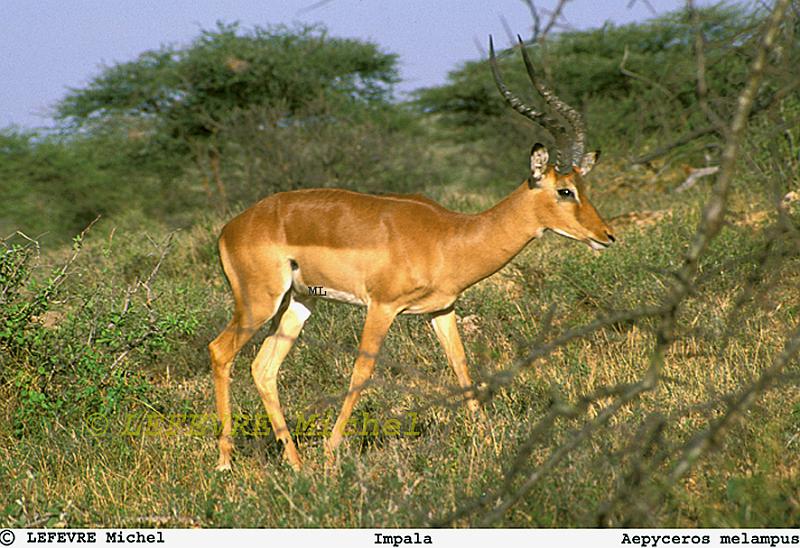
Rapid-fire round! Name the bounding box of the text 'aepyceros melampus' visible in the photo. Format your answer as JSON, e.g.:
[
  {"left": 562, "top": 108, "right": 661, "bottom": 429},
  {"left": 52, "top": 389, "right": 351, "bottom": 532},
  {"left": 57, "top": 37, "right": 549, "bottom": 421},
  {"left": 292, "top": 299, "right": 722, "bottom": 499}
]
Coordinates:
[{"left": 208, "top": 37, "right": 615, "bottom": 471}]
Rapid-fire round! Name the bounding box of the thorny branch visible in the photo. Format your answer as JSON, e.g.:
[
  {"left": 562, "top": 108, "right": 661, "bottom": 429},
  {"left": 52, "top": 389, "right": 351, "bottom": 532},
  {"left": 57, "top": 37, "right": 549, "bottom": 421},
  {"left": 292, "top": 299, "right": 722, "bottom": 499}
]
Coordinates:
[
  {"left": 689, "top": 0, "right": 726, "bottom": 132},
  {"left": 630, "top": 76, "right": 800, "bottom": 166},
  {"left": 520, "top": 0, "right": 572, "bottom": 42},
  {"left": 107, "top": 233, "right": 177, "bottom": 373},
  {"left": 430, "top": 0, "right": 793, "bottom": 526},
  {"left": 619, "top": 45, "right": 680, "bottom": 103}
]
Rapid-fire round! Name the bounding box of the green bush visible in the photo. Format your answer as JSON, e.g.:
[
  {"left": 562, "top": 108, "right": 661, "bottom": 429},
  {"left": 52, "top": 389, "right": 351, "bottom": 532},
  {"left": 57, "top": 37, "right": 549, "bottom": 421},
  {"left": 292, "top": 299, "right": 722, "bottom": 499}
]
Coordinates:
[
  {"left": 217, "top": 100, "right": 440, "bottom": 203},
  {"left": 413, "top": 4, "right": 772, "bottom": 174},
  {"left": 1, "top": 24, "right": 417, "bottom": 241},
  {"left": 0, "top": 229, "right": 198, "bottom": 439},
  {"left": 0, "top": 128, "right": 187, "bottom": 243}
]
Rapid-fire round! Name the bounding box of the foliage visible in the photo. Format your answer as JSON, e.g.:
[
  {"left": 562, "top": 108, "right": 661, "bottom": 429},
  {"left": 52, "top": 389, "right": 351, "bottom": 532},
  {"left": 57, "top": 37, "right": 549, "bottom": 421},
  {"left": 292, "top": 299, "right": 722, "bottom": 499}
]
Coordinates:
[
  {"left": 56, "top": 22, "right": 399, "bottom": 156},
  {"left": 414, "top": 4, "right": 766, "bottom": 176},
  {"left": 0, "top": 125, "right": 196, "bottom": 242},
  {"left": 0, "top": 131, "right": 112, "bottom": 240},
  {"left": 0, "top": 23, "right": 410, "bottom": 240},
  {"left": 0, "top": 229, "right": 198, "bottom": 439},
  {"left": 217, "top": 100, "right": 439, "bottom": 202}
]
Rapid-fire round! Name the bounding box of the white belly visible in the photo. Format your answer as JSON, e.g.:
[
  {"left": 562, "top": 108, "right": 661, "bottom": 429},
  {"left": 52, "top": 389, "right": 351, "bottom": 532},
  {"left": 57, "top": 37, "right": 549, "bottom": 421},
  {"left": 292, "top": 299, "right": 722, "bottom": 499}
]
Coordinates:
[
  {"left": 317, "top": 288, "right": 366, "bottom": 306},
  {"left": 290, "top": 267, "right": 366, "bottom": 306}
]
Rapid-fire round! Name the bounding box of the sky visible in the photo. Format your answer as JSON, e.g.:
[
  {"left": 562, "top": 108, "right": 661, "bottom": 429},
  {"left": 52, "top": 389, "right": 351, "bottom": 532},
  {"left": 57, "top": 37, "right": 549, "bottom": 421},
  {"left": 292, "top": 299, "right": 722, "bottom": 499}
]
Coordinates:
[{"left": 1, "top": 0, "right": 700, "bottom": 130}]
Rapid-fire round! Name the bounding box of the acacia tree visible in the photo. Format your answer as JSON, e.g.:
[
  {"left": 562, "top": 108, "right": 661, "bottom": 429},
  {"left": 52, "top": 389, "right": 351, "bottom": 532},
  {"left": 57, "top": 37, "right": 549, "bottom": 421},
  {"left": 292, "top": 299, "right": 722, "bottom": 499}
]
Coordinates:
[{"left": 55, "top": 22, "right": 399, "bottom": 209}]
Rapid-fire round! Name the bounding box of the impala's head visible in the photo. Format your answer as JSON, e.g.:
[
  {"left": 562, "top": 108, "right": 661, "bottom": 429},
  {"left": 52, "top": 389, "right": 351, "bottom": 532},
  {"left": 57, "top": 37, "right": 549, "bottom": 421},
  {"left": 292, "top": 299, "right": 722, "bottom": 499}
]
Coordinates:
[
  {"left": 528, "top": 143, "right": 615, "bottom": 250},
  {"left": 489, "top": 35, "right": 615, "bottom": 250}
]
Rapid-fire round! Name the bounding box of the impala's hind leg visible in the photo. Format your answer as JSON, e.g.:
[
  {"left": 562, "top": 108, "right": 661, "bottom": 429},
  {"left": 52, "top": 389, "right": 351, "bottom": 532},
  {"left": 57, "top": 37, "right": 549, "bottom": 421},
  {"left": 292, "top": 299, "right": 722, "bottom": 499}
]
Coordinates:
[
  {"left": 210, "top": 299, "right": 284, "bottom": 471},
  {"left": 209, "top": 249, "right": 291, "bottom": 471},
  {"left": 251, "top": 296, "right": 312, "bottom": 470}
]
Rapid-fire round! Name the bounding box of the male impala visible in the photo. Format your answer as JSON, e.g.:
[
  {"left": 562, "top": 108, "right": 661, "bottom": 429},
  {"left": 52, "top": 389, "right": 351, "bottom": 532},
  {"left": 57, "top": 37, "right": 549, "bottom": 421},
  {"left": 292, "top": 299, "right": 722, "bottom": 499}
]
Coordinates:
[{"left": 209, "top": 37, "right": 615, "bottom": 471}]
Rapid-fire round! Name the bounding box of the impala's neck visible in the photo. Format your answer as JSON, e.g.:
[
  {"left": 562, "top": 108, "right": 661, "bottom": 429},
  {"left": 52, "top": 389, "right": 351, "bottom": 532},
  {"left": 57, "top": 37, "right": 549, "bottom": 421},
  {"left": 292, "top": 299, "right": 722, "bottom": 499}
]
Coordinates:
[{"left": 446, "top": 181, "right": 545, "bottom": 292}]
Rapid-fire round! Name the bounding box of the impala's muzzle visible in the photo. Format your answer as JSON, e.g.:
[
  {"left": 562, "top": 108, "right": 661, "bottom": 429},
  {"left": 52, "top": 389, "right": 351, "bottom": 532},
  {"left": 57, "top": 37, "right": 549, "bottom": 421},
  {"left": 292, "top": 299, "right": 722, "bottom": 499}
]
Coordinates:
[{"left": 588, "top": 231, "right": 616, "bottom": 250}]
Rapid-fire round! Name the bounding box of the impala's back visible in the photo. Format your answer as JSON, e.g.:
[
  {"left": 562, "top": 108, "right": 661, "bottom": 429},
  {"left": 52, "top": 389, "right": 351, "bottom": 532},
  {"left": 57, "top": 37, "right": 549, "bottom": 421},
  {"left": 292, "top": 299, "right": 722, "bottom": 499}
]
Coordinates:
[{"left": 219, "top": 188, "right": 465, "bottom": 311}]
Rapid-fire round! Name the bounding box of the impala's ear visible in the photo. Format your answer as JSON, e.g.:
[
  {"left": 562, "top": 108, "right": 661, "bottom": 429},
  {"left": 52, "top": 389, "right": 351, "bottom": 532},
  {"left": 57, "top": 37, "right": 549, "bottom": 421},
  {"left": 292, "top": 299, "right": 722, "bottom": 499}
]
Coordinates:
[
  {"left": 529, "top": 143, "right": 549, "bottom": 187},
  {"left": 575, "top": 150, "right": 600, "bottom": 175}
]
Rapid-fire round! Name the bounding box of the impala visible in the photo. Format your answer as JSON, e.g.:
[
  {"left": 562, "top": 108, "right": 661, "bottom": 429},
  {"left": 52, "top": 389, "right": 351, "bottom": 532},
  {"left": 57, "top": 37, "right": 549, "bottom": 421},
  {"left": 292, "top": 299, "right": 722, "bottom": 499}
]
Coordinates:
[{"left": 208, "top": 37, "right": 615, "bottom": 471}]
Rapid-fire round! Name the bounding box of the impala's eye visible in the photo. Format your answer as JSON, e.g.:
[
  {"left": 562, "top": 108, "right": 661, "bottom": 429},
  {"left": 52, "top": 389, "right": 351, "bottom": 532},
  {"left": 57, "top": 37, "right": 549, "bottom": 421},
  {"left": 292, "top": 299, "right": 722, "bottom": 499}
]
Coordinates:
[{"left": 558, "top": 188, "right": 574, "bottom": 199}]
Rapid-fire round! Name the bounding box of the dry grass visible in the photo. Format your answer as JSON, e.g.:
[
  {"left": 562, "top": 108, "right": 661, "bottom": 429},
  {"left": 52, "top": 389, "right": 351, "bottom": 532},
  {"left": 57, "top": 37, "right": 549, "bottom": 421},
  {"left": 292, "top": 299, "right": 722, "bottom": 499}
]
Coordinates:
[{"left": 2, "top": 154, "right": 798, "bottom": 527}]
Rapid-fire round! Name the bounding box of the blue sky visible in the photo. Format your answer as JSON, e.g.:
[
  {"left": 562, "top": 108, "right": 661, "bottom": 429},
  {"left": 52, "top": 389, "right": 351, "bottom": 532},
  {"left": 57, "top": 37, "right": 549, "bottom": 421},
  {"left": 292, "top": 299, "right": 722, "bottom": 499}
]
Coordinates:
[{"left": 1, "top": 0, "right": 699, "bottom": 129}]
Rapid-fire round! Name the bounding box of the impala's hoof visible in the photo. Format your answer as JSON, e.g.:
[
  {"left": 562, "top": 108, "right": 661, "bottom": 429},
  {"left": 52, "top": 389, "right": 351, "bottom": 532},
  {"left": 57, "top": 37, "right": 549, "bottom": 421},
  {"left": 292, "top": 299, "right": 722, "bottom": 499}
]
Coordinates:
[
  {"left": 323, "top": 441, "right": 336, "bottom": 467},
  {"left": 215, "top": 461, "right": 232, "bottom": 472},
  {"left": 285, "top": 453, "right": 302, "bottom": 472}
]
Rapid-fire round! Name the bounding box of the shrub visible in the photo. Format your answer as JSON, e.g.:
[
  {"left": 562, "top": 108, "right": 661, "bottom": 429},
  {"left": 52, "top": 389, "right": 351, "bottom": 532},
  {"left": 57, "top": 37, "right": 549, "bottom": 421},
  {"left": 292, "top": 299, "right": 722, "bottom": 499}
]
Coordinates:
[{"left": 0, "top": 228, "right": 198, "bottom": 439}]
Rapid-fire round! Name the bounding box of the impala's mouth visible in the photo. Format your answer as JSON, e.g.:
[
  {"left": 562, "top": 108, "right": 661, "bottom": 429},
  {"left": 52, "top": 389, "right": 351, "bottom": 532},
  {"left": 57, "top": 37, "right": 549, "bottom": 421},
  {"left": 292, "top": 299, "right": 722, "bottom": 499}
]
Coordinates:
[
  {"left": 588, "top": 238, "right": 610, "bottom": 251},
  {"left": 550, "top": 229, "right": 613, "bottom": 250}
]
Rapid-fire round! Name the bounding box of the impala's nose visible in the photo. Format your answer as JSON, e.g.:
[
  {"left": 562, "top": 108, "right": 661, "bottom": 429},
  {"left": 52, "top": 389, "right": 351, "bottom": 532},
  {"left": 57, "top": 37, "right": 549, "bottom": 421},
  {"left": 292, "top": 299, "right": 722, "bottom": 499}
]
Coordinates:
[{"left": 606, "top": 232, "right": 616, "bottom": 243}]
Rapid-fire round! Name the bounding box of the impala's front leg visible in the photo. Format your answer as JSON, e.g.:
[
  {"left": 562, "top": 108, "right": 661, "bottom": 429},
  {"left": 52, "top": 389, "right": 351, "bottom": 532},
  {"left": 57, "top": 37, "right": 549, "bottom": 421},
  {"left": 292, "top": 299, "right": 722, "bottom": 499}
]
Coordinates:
[
  {"left": 326, "top": 304, "right": 396, "bottom": 462},
  {"left": 431, "top": 308, "right": 480, "bottom": 413}
]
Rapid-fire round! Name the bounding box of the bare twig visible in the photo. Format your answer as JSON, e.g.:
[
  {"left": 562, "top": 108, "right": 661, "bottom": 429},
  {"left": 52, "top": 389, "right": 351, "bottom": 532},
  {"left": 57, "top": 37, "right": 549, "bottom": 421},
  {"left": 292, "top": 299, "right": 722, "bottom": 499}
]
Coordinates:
[
  {"left": 689, "top": 0, "right": 726, "bottom": 131},
  {"left": 520, "top": 0, "right": 542, "bottom": 41},
  {"left": 681, "top": 0, "right": 790, "bottom": 269},
  {"left": 675, "top": 165, "right": 719, "bottom": 192},
  {"left": 517, "top": 0, "right": 573, "bottom": 44},
  {"left": 295, "top": 0, "right": 335, "bottom": 15},
  {"left": 627, "top": 0, "right": 657, "bottom": 15},
  {"left": 479, "top": 379, "right": 651, "bottom": 526},
  {"left": 472, "top": 36, "right": 488, "bottom": 58},
  {"left": 671, "top": 319, "right": 800, "bottom": 482},
  {"left": 632, "top": 125, "right": 720, "bottom": 166},
  {"left": 632, "top": 59, "right": 800, "bottom": 166},
  {"left": 499, "top": 14, "right": 517, "bottom": 49},
  {"left": 540, "top": 0, "right": 571, "bottom": 39},
  {"left": 619, "top": 45, "right": 680, "bottom": 103},
  {"left": 141, "top": 232, "right": 175, "bottom": 306},
  {"left": 667, "top": 0, "right": 793, "bottom": 480}
]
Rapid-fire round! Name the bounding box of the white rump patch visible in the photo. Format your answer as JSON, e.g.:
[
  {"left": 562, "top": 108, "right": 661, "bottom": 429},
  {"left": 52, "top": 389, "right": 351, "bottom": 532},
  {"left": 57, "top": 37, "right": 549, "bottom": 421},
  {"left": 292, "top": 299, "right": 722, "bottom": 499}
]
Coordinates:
[{"left": 288, "top": 299, "right": 313, "bottom": 323}]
